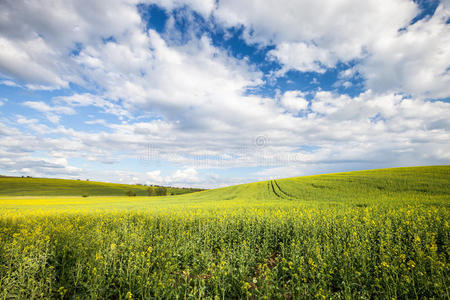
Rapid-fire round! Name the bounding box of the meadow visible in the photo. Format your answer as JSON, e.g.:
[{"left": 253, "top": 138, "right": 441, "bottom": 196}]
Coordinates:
[
  {"left": 0, "top": 166, "right": 448, "bottom": 299},
  {"left": 0, "top": 177, "right": 201, "bottom": 196}
]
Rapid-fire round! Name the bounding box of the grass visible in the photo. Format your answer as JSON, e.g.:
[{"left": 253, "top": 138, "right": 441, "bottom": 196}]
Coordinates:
[
  {"left": 0, "top": 177, "right": 202, "bottom": 196},
  {"left": 0, "top": 166, "right": 448, "bottom": 299}
]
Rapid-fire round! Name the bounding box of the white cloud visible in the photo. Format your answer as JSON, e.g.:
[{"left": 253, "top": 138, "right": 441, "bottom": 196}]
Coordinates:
[
  {"left": 280, "top": 91, "right": 309, "bottom": 114},
  {"left": 0, "top": 121, "right": 82, "bottom": 177},
  {"left": 85, "top": 119, "right": 108, "bottom": 126},
  {"left": 55, "top": 93, "right": 130, "bottom": 118},
  {"left": 146, "top": 170, "right": 163, "bottom": 184},
  {"left": 212, "top": 0, "right": 449, "bottom": 99},
  {"left": 0, "top": 80, "right": 19, "bottom": 87},
  {"left": 342, "top": 81, "right": 352, "bottom": 88},
  {"left": 214, "top": 0, "right": 417, "bottom": 61},
  {"left": 10, "top": 89, "right": 450, "bottom": 170},
  {"left": 170, "top": 167, "right": 199, "bottom": 183},
  {"left": 24, "top": 101, "right": 75, "bottom": 115},
  {"left": 0, "top": 1, "right": 449, "bottom": 187},
  {"left": 117, "top": 168, "right": 200, "bottom": 186},
  {"left": 269, "top": 42, "right": 337, "bottom": 74},
  {"left": 0, "top": 0, "right": 142, "bottom": 89},
  {"left": 0, "top": 35, "right": 69, "bottom": 88},
  {"left": 23, "top": 101, "right": 75, "bottom": 123},
  {"left": 2, "top": 85, "right": 449, "bottom": 186},
  {"left": 16, "top": 115, "right": 51, "bottom": 134},
  {"left": 360, "top": 2, "right": 450, "bottom": 98},
  {"left": 147, "top": 0, "right": 215, "bottom": 18}
]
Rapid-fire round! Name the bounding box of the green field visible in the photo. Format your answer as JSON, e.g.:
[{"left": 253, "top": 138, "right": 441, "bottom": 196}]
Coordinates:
[
  {"left": 0, "top": 166, "right": 449, "bottom": 299},
  {"left": 0, "top": 176, "right": 201, "bottom": 196}
]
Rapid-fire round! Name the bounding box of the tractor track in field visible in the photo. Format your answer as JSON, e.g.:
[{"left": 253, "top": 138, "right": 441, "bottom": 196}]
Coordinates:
[
  {"left": 271, "top": 180, "right": 298, "bottom": 200},
  {"left": 269, "top": 180, "right": 283, "bottom": 198},
  {"left": 273, "top": 180, "right": 297, "bottom": 199}
]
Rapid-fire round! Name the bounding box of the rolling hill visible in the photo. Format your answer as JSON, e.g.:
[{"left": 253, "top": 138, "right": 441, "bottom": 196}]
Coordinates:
[
  {"left": 0, "top": 176, "right": 202, "bottom": 196},
  {"left": 0, "top": 166, "right": 448, "bottom": 210},
  {"left": 0, "top": 166, "right": 448, "bottom": 299}
]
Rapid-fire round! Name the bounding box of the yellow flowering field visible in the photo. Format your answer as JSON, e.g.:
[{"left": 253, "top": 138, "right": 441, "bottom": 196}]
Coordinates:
[{"left": 0, "top": 166, "right": 448, "bottom": 299}]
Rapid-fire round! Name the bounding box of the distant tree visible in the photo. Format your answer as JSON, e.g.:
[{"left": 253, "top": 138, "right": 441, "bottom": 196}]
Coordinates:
[
  {"left": 126, "top": 190, "right": 136, "bottom": 196},
  {"left": 147, "top": 187, "right": 153, "bottom": 196},
  {"left": 155, "top": 186, "right": 167, "bottom": 196}
]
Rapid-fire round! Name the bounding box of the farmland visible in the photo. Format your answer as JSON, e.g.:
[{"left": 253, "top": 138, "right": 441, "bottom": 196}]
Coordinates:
[
  {"left": 0, "top": 166, "right": 448, "bottom": 299},
  {"left": 0, "top": 177, "right": 201, "bottom": 196}
]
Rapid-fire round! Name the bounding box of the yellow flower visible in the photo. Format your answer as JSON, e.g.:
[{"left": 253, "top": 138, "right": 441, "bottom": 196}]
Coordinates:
[
  {"left": 430, "top": 243, "right": 437, "bottom": 252},
  {"left": 407, "top": 260, "right": 416, "bottom": 268}
]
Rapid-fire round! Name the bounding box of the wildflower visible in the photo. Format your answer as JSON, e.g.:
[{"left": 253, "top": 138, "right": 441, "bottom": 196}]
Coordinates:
[
  {"left": 429, "top": 243, "right": 437, "bottom": 252},
  {"left": 242, "top": 282, "right": 251, "bottom": 290}
]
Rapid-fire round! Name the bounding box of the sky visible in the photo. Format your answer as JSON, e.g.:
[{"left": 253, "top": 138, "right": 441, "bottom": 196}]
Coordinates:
[{"left": 0, "top": 0, "right": 449, "bottom": 188}]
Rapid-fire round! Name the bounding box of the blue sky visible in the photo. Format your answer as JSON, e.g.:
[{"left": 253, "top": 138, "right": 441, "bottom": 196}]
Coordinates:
[{"left": 0, "top": 0, "right": 449, "bottom": 187}]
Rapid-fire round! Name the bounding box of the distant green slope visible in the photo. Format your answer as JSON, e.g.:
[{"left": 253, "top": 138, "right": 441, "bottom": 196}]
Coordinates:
[
  {"left": 0, "top": 177, "right": 202, "bottom": 196},
  {"left": 0, "top": 166, "right": 448, "bottom": 203},
  {"left": 0, "top": 166, "right": 447, "bottom": 299},
  {"left": 178, "top": 165, "right": 450, "bottom": 207}
]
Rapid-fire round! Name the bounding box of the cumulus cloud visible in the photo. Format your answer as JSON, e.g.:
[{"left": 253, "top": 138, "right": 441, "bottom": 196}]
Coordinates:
[
  {"left": 144, "top": 168, "right": 199, "bottom": 185},
  {"left": 0, "top": 80, "right": 19, "bottom": 87},
  {"left": 3, "top": 87, "right": 449, "bottom": 186},
  {"left": 55, "top": 93, "right": 130, "bottom": 118},
  {"left": 148, "top": 0, "right": 215, "bottom": 18},
  {"left": 23, "top": 101, "right": 76, "bottom": 123},
  {"left": 0, "top": 0, "right": 449, "bottom": 187},
  {"left": 0, "top": 0, "right": 142, "bottom": 89},
  {"left": 23, "top": 101, "right": 75, "bottom": 115},
  {"left": 280, "top": 91, "right": 309, "bottom": 114},
  {"left": 360, "top": 2, "right": 450, "bottom": 98},
  {"left": 212, "top": 0, "right": 449, "bottom": 99},
  {"left": 269, "top": 42, "right": 337, "bottom": 74},
  {"left": 214, "top": 0, "right": 417, "bottom": 59}
]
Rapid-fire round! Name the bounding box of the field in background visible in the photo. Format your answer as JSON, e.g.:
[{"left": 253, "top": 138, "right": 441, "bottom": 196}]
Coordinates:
[
  {"left": 0, "top": 176, "right": 202, "bottom": 196},
  {"left": 0, "top": 166, "right": 448, "bottom": 298}
]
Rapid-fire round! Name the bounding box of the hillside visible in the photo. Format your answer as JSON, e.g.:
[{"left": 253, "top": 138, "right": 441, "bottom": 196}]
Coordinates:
[
  {"left": 1, "top": 166, "right": 448, "bottom": 210},
  {"left": 0, "top": 166, "right": 448, "bottom": 299},
  {"left": 0, "top": 176, "right": 202, "bottom": 196},
  {"left": 195, "top": 165, "right": 450, "bottom": 203}
]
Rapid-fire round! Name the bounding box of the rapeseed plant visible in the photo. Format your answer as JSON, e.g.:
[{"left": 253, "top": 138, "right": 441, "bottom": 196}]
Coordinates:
[{"left": 0, "top": 166, "right": 447, "bottom": 298}]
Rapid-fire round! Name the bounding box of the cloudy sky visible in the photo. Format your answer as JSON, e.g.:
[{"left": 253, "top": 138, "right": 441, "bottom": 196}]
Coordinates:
[{"left": 0, "top": 0, "right": 449, "bottom": 188}]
